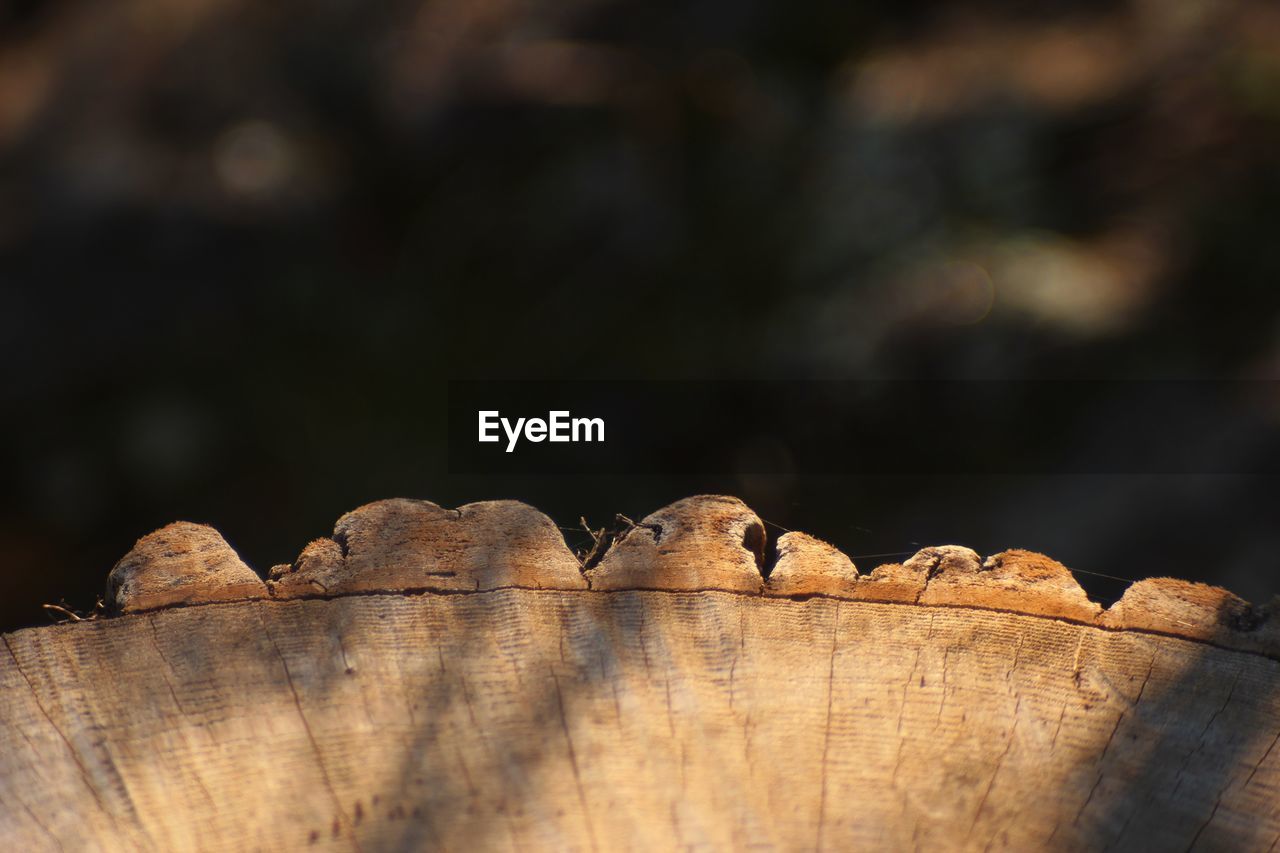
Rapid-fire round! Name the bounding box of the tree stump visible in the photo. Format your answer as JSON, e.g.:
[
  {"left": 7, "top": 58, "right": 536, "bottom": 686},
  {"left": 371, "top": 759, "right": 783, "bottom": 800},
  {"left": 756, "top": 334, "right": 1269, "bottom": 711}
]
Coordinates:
[{"left": 2, "top": 496, "right": 1277, "bottom": 851}]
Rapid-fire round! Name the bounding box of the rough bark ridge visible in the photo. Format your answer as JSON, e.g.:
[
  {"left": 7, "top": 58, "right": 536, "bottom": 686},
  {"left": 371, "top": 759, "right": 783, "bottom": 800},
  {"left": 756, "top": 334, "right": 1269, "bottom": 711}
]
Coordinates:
[{"left": 2, "top": 495, "right": 1278, "bottom": 851}]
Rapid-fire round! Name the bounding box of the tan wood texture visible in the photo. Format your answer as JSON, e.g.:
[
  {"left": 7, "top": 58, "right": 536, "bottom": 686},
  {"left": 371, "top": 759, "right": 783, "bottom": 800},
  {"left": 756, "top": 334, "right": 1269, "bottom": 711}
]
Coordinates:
[{"left": 3, "top": 496, "right": 1278, "bottom": 851}]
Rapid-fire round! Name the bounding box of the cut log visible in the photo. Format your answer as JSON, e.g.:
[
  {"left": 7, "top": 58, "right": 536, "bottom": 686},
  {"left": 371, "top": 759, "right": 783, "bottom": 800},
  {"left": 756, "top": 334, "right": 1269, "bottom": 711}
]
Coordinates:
[{"left": 2, "top": 496, "right": 1278, "bottom": 851}]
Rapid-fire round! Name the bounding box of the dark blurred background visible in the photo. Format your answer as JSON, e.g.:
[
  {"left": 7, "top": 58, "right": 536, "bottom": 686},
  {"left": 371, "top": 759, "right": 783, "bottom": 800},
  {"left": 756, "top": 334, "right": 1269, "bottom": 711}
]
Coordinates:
[{"left": 5, "top": 0, "right": 1280, "bottom": 631}]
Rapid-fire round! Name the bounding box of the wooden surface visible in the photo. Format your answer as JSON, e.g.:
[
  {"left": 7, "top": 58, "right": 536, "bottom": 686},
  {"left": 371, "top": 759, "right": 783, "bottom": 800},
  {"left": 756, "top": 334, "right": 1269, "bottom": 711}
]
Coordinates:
[{"left": 2, "top": 496, "right": 1279, "bottom": 851}]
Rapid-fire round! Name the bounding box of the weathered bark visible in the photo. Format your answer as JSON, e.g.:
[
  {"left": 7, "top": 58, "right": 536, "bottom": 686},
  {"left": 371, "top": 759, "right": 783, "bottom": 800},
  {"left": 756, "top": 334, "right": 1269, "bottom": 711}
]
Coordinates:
[{"left": 2, "top": 496, "right": 1278, "bottom": 851}]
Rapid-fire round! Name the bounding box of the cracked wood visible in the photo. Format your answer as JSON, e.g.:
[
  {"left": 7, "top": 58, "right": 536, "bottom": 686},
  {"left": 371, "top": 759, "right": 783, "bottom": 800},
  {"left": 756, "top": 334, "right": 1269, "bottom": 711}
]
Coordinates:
[
  {"left": 3, "top": 494, "right": 1279, "bottom": 851},
  {"left": 1, "top": 591, "right": 1278, "bottom": 851}
]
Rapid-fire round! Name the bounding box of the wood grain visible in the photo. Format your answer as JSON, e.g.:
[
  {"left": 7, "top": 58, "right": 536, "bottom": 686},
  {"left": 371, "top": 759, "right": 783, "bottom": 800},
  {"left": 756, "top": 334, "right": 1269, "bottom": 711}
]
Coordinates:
[{"left": 3, "top": 495, "right": 1278, "bottom": 851}]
